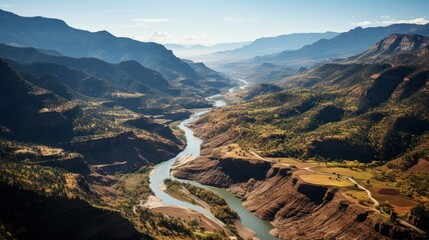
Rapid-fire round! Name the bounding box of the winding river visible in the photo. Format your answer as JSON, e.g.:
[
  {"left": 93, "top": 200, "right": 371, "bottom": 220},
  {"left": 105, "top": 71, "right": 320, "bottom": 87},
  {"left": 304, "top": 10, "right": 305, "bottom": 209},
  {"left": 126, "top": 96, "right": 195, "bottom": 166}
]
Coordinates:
[{"left": 148, "top": 80, "right": 278, "bottom": 240}]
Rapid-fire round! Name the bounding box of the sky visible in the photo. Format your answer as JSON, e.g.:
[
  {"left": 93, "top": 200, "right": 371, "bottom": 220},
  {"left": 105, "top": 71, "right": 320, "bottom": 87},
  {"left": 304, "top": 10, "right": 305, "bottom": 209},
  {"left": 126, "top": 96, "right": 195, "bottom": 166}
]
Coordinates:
[{"left": 1, "top": 0, "right": 429, "bottom": 45}]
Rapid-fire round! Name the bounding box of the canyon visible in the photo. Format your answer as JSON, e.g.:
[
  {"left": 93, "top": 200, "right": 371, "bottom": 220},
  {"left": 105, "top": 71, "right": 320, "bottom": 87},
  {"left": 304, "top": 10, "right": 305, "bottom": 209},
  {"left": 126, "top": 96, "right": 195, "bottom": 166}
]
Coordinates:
[
  {"left": 174, "top": 146, "right": 425, "bottom": 240},
  {"left": 0, "top": 7, "right": 428, "bottom": 240}
]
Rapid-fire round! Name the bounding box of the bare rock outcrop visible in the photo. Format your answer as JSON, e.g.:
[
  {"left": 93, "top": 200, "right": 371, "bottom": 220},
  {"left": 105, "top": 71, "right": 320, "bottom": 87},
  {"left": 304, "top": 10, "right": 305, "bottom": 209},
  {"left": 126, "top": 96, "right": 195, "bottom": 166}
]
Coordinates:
[
  {"left": 175, "top": 157, "right": 425, "bottom": 239},
  {"left": 173, "top": 156, "right": 272, "bottom": 187}
]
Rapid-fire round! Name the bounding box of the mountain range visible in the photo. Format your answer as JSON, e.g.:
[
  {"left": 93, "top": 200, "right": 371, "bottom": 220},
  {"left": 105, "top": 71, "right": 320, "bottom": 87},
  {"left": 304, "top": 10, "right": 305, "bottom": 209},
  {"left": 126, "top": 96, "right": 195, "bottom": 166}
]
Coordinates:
[
  {"left": 252, "top": 23, "right": 429, "bottom": 66},
  {"left": 207, "top": 31, "right": 339, "bottom": 61},
  {"left": 0, "top": 43, "right": 172, "bottom": 97},
  {"left": 215, "top": 23, "right": 429, "bottom": 82},
  {"left": 164, "top": 41, "right": 250, "bottom": 58},
  {"left": 0, "top": 9, "right": 227, "bottom": 84},
  {"left": 344, "top": 33, "right": 429, "bottom": 64}
]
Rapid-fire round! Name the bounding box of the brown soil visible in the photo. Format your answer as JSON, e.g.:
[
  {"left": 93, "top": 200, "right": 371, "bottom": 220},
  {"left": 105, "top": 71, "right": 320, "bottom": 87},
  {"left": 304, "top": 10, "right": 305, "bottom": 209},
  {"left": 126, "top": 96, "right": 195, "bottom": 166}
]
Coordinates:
[
  {"left": 378, "top": 188, "right": 400, "bottom": 195},
  {"left": 407, "top": 158, "right": 429, "bottom": 173},
  {"left": 232, "top": 220, "right": 257, "bottom": 240},
  {"left": 151, "top": 206, "right": 223, "bottom": 232}
]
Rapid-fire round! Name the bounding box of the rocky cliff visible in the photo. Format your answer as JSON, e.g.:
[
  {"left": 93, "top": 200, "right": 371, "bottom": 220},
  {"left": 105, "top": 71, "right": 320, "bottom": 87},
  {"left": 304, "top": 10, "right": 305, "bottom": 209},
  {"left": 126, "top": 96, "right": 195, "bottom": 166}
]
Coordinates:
[
  {"left": 174, "top": 160, "right": 424, "bottom": 239},
  {"left": 173, "top": 156, "right": 272, "bottom": 187},
  {"left": 67, "top": 131, "right": 181, "bottom": 174}
]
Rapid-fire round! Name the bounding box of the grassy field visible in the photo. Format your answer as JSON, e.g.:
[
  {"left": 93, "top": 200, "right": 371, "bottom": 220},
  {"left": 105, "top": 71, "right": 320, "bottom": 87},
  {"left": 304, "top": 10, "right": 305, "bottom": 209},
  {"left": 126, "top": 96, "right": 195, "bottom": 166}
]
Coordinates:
[
  {"left": 163, "top": 179, "right": 198, "bottom": 205},
  {"left": 299, "top": 174, "right": 353, "bottom": 187},
  {"left": 343, "top": 189, "right": 373, "bottom": 207},
  {"left": 312, "top": 167, "right": 372, "bottom": 180},
  {"left": 218, "top": 143, "right": 255, "bottom": 159},
  {"left": 118, "top": 166, "right": 153, "bottom": 206}
]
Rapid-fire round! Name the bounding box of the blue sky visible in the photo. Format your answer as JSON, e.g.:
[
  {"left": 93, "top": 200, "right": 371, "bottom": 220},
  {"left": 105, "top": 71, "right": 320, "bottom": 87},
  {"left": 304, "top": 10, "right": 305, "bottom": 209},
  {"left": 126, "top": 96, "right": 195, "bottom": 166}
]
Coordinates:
[{"left": 1, "top": 0, "right": 428, "bottom": 45}]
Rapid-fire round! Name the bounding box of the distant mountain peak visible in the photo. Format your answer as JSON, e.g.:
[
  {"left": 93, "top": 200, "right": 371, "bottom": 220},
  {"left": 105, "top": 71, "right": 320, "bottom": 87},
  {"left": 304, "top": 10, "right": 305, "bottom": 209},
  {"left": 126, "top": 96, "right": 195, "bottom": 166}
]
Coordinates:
[
  {"left": 371, "top": 34, "right": 429, "bottom": 52},
  {"left": 345, "top": 34, "right": 429, "bottom": 64}
]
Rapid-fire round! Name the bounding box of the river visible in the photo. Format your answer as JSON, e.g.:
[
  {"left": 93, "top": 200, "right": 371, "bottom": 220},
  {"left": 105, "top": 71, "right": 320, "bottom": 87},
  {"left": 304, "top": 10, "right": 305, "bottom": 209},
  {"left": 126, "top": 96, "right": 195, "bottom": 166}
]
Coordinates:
[{"left": 148, "top": 79, "right": 278, "bottom": 240}]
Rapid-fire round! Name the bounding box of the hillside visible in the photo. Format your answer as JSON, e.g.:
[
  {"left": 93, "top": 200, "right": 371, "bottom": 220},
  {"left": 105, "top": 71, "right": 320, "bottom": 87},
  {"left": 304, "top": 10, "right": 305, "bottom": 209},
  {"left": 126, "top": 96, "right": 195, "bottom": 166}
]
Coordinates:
[
  {"left": 0, "top": 43, "right": 172, "bottom": 95},
  {"left": 344, "top": 34, "right": 429, "bottom": 64},
  {"left": 205, "top": 35, "right": 429, "bottom": 163},
  {"left": 0, "top": 56, "right": 213, "bottom": 238},
  {"left": 0, "top": 59, "right": 78, "bottom": 143},
  {"left": 0, "top": 184, "right": 143, "bottom": 240}
]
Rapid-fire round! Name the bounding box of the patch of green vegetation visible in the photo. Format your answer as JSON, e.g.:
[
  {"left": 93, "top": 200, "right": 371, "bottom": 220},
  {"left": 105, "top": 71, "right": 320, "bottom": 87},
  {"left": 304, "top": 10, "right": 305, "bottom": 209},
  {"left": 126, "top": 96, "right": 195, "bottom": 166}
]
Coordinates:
[
  {"left": 397, "top": 172, "right": 429, "bottom": 198},
  {"left": 164, "top": 179, "right": 241, "bottom": 239},
  {"left": 196, "top": 65, "right": 429, "bottom": 164},
  {"left": 0, "top": 160, "right": 68, "bottom": 198},
  {"left": 118, "top": 166, "right": 153, "bottom": 205},
  {"left": 181, "top": 182, "right": 239, "bottom": 225},
  {"left": 164, "top": 178, "right": 198, "bottom": 205},
  {"left": 170, "top": 120, "right": 186, "bottom": 143},
  {"left": 137, "top": 208, "right": 193, "bottom": 238}
]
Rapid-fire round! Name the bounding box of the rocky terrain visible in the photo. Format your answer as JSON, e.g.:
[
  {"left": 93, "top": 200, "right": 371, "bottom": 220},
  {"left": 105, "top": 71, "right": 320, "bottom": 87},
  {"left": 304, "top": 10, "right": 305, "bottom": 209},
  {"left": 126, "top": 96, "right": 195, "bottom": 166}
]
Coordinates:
[{"left": 174, "top": 152, "right": 426, "bottom": 239}]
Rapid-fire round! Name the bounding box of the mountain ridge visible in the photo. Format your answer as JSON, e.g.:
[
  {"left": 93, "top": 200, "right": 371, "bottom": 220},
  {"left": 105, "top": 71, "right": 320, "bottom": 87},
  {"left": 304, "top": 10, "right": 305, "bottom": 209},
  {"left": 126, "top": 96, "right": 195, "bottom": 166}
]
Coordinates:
[
  {"left": 210, "top": 31, "right": 339, "bottom": 60},
  {"left": 0, "top": 43, "right": 173, "bottom": 96},
  {"left": 345, "top": 34, "right": 429, "bottom": 64},
  {"left": 252, "top": 23, "right": 429, "bottom": 66},
  {"left": 0, "top": 9, "right": 202, "bottom": 82}
]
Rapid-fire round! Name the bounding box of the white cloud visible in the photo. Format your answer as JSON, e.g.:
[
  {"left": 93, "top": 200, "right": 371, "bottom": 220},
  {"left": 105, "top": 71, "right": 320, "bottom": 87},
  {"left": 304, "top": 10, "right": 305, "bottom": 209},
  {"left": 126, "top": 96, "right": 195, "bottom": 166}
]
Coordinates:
[
  {"left": 352, "top": 17, "right": 429, "bottom": 27},
  {"left": 381, "top": 17, "right": 429, "bottom": 25},
  {"left": 150, "top": 30, "right": 168, "bottom": 37},
  {"left": 222, "top": 17, "right": 259, "bottom": 24},
  {"left": 137, "top": 31, "right": 208, "bottom": 44},
  {"left": 131, "top": 18, "right": 171, "bottom": 23},
  {"left": 0, "top": 4, "right": 11, "bottom": 8},
  {"left": 352, "top": 21, "right": 373, "bottom": 27},
  {"left": 380, "top": 15, "right": 390, "bottom": 19}
]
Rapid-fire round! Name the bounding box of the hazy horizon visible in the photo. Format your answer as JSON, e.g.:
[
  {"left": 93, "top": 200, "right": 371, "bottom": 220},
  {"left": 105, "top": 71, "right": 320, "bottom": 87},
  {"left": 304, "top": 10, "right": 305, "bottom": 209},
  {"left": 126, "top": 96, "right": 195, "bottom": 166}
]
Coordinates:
[{"left": 1, "top": 0, "right": 429, "bottom": 45}]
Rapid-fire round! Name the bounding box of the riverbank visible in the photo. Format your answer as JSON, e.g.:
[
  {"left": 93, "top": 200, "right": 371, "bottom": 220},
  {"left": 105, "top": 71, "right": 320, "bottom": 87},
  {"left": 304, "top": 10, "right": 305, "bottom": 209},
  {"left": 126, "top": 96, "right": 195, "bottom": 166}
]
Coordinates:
[
  {"left": 140, "top": 193, "right": 228, "bottom": 236},
  {"left": 162, "top": 178, "right": 257, "bottom": 239}
]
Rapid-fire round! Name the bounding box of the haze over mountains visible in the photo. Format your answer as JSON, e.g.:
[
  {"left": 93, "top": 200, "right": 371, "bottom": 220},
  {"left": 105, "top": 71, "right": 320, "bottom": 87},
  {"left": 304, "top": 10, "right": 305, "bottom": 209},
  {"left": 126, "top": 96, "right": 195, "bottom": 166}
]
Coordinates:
[
  {"left": 0, "top": 9, "right": 226, "bottom": 84},
  {"left": 205, "top": 32, "right": 339, "bottom": 61},
  {"left": 252, "top": 23, "right": 429, "bottom": 65},
  {"left": 213, "top": 22, "right": 429, "bottom": 83},
  {"left": 164, "top": 41, "right": 250, "bottom": 58}
]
